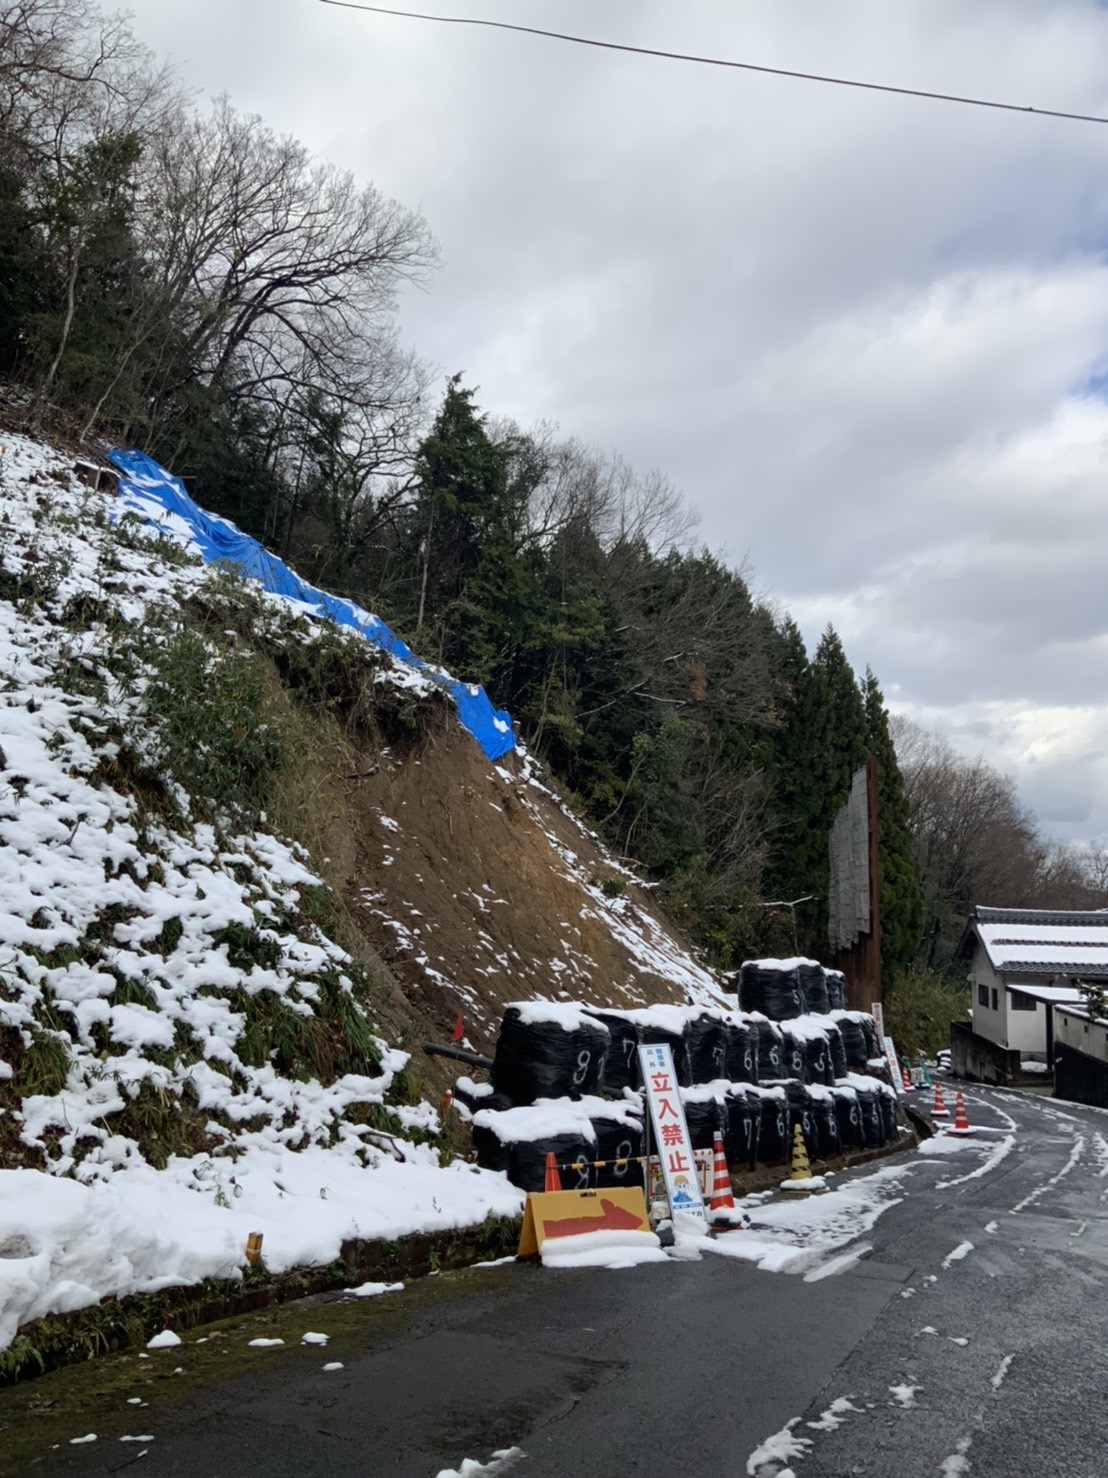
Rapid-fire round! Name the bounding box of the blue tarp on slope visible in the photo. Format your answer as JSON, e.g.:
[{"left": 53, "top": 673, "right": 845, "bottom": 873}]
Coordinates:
[{"left": 108, "top": 448, "right": 516, "bottom": 762}]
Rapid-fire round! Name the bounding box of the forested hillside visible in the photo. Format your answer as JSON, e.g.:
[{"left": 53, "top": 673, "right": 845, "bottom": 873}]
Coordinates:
[{"left": 3, "top": 0, "right": 1105, "bottom": 1004}]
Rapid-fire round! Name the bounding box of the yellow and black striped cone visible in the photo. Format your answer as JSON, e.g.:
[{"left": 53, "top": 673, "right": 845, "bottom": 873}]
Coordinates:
[{"left": 781, "top": 1123, "right": 814, "bottom": 1195}]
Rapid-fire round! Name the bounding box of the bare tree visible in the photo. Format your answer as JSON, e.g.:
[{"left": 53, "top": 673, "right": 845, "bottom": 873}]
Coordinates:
[
  {"left": 890, "top": 715, "right": 1107, "bottom": 970},
  {"left": 0, "top": 0, "right": 157, "bottom": 164},
  {"left": 137, "top": 100, "right": 435, "bottom": 424},
  {"left": 498, "top": 429, "right": 698, "bottom": 558}
]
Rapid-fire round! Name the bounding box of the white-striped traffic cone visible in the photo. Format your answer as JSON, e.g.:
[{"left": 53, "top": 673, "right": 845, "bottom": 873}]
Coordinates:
[{"left": 707, "top": 1133, "right": 739, "bottom": 1226}]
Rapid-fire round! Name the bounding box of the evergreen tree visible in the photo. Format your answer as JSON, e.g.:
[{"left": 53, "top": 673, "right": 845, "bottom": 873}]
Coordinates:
[
  {"left": 400, "top": 376, "right": 521, "bottom": 676},
  {"left": 766, "top": 624, "right": 868, "bottom": 955},
  {"left": 862, "top": 667, "right": 924, "bottom": 975}
]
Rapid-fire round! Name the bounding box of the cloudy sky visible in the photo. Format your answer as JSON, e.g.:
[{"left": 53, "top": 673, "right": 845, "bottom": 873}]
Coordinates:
[{"left": 122, "top": 0, "right": 1108, "bottom": 845}]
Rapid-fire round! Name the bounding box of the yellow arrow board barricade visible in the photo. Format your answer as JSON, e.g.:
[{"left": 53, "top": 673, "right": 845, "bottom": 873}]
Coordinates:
[{"left": 517, "top": 1186, "right": 651, "bottom": 1259}]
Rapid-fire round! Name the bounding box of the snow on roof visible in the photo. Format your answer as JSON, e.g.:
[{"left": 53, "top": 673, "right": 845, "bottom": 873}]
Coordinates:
[
  {"left": 1004, "top": 983, "right": 1087, "bottom": 1004},
  {"left": 1054, "top": 1002, "right": 1108, "bottom": 1026},
  {"left": 975, "top": 907, "right": 1108, "bottom": 927},
  {"left": 974, "top": 920, "right": 1108, "bottom": 975}
]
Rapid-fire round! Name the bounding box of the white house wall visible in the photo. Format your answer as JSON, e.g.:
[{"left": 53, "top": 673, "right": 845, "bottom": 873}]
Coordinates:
[
  {"left": 969, "top": 945, "right": 1006, "bottom": 1044},
  {"left": 1004, "top": 991, "right": 1048, "bottom": 1056},
  {"left": 1055, "top": 1008, "right": 1108, "bottom": 1065}
]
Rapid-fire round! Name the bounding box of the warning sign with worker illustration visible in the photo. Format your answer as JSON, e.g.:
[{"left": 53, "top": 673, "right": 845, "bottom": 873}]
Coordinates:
[{"left": 638, "top": 1042, "right": 708, "bottom": 1227}]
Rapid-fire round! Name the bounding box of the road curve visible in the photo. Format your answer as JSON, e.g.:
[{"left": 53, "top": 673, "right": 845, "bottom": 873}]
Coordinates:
[{"left": 13, "top": 1084, "right": 1108, "bottom": 1478}]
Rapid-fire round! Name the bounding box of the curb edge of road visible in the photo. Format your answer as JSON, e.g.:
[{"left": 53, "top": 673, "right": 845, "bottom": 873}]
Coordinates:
[{"left": 0, "top": 1214, "right": 521, "bottom": 1389}]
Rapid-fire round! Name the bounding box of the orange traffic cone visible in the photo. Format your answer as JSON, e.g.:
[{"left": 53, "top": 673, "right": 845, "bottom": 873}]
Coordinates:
[
  {"left": 931, "top": 1083, "right": 949, "bottom": 1118},
  {"left": 708, "top": 1133, "right": 738, "bottom": 1225},
  {"left": 947, "top": 1092, "right": 974, "bottom": 1137},
  {"left": 901, "top": 1062, "right": 913, "bottom": 1092},
  {"left": 544, "top": 1151, "right": 562, "bottom": 1192}
]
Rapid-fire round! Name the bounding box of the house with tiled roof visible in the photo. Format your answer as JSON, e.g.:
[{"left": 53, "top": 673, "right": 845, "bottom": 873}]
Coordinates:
[{"left": 954, "top": 906, "right": 1108, "bottom": 1075}]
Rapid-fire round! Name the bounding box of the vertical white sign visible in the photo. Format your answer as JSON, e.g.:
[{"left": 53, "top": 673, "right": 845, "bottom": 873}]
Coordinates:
[
  {"left": 871, "top": 1001, "right": 885, "bottom": 1047},
  {"left": 883, "top": 1031, "right": 904, "bottom": 1098},
  {"left": 638, "top": 1043, "right": 708, "bottom": 1227}
]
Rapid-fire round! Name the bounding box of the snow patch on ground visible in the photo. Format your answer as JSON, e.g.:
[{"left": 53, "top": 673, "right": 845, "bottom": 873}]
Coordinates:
[
  {"left": 705, "top": 1164, "right": 908, "bottom": 1275},
  {"left": 145, "top": 1329, "right": 181, "bottom": 1350},
  {"left": 941, "top": 1241, "right": 974, "bottom": 1269},
  {"left": 991, "top": 1354, "right": 1015, "bottom": 1389},
  {"left": 931, "top": 1134, "right": 1016, "bottom": 1189},
  {"left": 0, "top": 1155, "right": 520, "bottom": 1350},
  {"left": 746, "top": 1416, "right": 812, "bottom": 1476},
  {"left": 940, "top": 1437, "right": 973, "bottom": 1475},
  {"left": 539, "top": 1229, "right": 667, "bottom": 1270},
  {"left": 805, "top": 1395, "right": 859, "bottom": 1431},
  {"left": 802, "top": 1243, "right": 871, "bottom": 1282},
  {"left": 1010, "top": 1135, "right": 1085, "bottom": 1213},
  {"left": 435, "top": 1448, "right": 526, "bottom": 1478}
]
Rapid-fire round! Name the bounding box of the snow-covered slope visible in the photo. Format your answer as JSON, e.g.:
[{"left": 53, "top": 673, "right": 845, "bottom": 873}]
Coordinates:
[{"left": 0, "top": 430, "right": 726, "bottom": 1351}]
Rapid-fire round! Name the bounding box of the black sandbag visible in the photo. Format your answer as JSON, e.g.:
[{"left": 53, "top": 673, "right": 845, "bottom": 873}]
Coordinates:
[
  {"left": 782, "top": 1079, "right": 818, "bottom": 1160},
  {"left": 591, "top": 1112, "right": 645, "bottom": 1189},
  {"left": 630, "top": 1008, "right": 693, "bottom": 1086},
  {"left": 509, "top": 1131, "right": 596, "bottom": 1193},
  {"left": 854, "top": 1082, "right": 884, "bottom": 1147},
  {"left": 861, "top": 1015, "right": 881, "bottom": 1062},
  {"left": 833, "top": 1087, "right": 865, "bottom": 1150},
  {"left": 825, "top": 1023, "right": 848, "bottom": 1081},
  {"left": 723, "top": 1017, "right": 757, "bottom": 1084},
  {"left": 878, "top": 1086, "right": 898, "bottom": 1143},
  {"left": 832, "top": 1012, "right": 869, "bottom": 1070},
  {"left": 754, "top": 1087, "right": 789, "bottom": 1164},
  {"left": 491, "top": 1004, "right": 609, "bottom": 1105},
  {"left": 826, "top": 971, "right": 847, "bottom": 1011},
  {"left": 752, "top": 1016, "right": 784, "bottom": 1081},
  {"left": 584, "top": 1009, "right": 641, "bottom": 1093},
  {"left": 737, "top": 962, "right": 764, "bottom": 1014},
  {"left": 809, "top": 1088, "right": 842, "bottom": 1161},
  {"left": 471, "top": 1120, "right": 510, "bottom": 1174},
  {"left": 724, "top": 1084, "right": 760, "bottom": 1168},
  {"left": 679, "top": 1089, "right": 726, "bottom": 1150},
  {"left": 809, "top": 1028, "right": 833, "bottom": 1087},
  {"left": 759, "top": 963, "right": 804, "bottom": 1022},
  {"left": 451, "top": 1077, "right": 512, "bottom": 1117},
  {"left": 685, "top": 1009, "right": 729, "bottom": 1085},
  {"left": 797, "top": 961, "right": 830, "bottom": 1016},
  {"left": 778, "top": 1026, "right": 807, "bottom": 1083}
]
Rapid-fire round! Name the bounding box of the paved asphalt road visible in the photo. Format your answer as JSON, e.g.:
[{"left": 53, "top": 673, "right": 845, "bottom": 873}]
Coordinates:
[{"left": 9, "top": 1084, "right": 1108, "bottom": 1478}]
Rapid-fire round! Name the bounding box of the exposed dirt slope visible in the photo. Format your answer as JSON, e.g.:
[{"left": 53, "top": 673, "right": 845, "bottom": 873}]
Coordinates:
[{"left": 311, "top": 708, "right": 724, "bottom": 1066}]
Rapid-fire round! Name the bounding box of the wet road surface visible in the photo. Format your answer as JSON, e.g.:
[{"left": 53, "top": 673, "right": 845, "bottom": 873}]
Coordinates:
[{"left": 7, "top": 1084, "right": 1108, "bottom": 1478}]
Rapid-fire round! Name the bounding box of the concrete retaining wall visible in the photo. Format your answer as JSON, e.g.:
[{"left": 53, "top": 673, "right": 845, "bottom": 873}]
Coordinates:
[
  {"left": 950, "top": 1020, "right": 1021, "bottom": 1085},
  {"left": 1053, "top": 1042, "right": 1108, "bottom": 1110}
]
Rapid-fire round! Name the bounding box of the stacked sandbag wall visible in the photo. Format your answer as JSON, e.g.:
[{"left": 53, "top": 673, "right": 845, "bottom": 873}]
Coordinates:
[{"left": 465, "top": 976, "right": 901, "bottom": 1193}]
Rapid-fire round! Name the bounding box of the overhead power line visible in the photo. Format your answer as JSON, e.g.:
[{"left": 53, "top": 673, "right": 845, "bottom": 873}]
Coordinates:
[{"left": 319, "top": 0, "right": 1108, "bottom": 127}]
